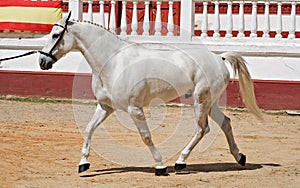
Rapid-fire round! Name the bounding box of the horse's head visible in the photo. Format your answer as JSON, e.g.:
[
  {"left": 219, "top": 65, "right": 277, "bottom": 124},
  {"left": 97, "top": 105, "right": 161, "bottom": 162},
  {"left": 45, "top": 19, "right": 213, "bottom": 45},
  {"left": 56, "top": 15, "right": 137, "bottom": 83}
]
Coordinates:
[{"left": 39, "top": 12, "right": 75, "bottom": 70}]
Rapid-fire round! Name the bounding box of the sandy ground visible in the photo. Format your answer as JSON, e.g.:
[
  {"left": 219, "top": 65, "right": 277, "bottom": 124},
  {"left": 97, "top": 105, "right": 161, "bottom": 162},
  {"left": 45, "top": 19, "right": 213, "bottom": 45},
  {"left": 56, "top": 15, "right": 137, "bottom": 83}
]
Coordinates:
[{"left": 0, "top": 99, "right": 299, "bottom": 188}]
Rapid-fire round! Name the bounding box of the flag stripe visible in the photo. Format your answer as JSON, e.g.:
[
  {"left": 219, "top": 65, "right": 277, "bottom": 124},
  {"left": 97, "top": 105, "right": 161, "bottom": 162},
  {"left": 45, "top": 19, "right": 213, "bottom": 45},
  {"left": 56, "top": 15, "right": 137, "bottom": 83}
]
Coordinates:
[
  {"left": 0, "top": 7, "right": 62, "bottom": 24},
  {"left": 0, "top": 1, "right": 62, "bottom": 33},
  {"left": 0, "top": 22, "right": 55, "bottom": 32}
]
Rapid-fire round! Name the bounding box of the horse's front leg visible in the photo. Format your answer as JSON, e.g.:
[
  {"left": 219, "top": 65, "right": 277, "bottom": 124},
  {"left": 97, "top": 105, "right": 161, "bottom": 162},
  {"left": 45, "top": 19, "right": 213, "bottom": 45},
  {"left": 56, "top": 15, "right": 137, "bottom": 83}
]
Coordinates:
[
  {"left": 78, "top": 103, "right": 113, "bottom": 173},
  {"left": 128, "top": 106, "right": 168, "bottom": 176}
]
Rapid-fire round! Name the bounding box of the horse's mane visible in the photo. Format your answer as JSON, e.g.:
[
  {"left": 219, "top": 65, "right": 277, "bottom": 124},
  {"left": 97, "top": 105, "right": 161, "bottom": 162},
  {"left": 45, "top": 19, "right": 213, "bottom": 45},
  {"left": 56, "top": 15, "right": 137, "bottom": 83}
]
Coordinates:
[
  {"left": 69, "top": 19, "right": 184, "bottom": 51},
  {"left": 70, "top": 19, "right": 116, "bottom": 35}
]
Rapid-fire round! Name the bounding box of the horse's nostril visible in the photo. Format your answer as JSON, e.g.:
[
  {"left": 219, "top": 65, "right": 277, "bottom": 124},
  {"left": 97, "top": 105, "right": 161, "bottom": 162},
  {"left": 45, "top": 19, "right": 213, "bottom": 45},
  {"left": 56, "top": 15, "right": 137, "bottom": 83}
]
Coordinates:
[{"left": 47, "top": 62, "right": 53, "bottom": 69}]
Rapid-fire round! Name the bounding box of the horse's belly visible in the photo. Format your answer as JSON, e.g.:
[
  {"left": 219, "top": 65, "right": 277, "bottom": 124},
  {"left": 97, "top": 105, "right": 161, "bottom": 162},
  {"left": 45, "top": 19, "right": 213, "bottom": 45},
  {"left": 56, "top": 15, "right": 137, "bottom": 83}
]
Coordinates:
[{"left": 143, "top": 78, "right": 193, "bottom": 105}]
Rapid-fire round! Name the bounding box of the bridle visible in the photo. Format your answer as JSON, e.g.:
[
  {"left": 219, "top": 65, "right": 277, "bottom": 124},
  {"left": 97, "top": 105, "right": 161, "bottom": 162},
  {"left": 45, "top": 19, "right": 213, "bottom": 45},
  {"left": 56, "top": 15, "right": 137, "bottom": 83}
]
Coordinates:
[
  {"left": 38, "top": 12, "right": 71, "bottom": 62},
  {"left": 0, "top": 13, "right": 71, "bottom": 64},
  {"left": 38, "top": 22, "right": 68, "bottom": 62}
]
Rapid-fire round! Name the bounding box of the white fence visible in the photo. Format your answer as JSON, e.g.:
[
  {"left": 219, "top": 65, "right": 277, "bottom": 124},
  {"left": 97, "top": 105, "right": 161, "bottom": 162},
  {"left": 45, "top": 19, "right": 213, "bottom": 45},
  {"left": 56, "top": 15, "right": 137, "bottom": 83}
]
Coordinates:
[
  {"left": 64, "top": 0, "right": 300, "bottom": 56},
  {"left": 1, "top": 0, "right": 300, "bottom": 54},
  {"left": 68, "top": 0, "right": 300, "bottom": 38}
]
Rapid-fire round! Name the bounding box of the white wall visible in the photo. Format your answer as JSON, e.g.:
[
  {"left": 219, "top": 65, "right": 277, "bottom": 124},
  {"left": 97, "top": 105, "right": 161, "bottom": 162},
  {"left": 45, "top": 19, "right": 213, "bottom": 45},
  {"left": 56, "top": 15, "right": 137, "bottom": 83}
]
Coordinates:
[
  {"left": 1, "top": 46, "right": 300, "bottom": 81},
  {"left": 0, "top": 49, "right": 91, "bottom": 73},
  {"left": 1, "top": 12, "right": 299, "bottom": 81}
]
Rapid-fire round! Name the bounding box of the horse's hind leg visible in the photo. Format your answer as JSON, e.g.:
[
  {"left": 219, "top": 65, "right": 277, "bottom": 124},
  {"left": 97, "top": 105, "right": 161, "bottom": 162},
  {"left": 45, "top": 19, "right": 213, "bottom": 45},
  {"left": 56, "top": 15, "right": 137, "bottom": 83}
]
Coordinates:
[
  {"left": 175, "top": 87, "right": 211, "bottom": 172},
  {"left": 209, "top": 103, "right": 246, "bottom": 166},
  {"left": 78, "top": 103, "right": 113, "bottom": 173},
  {"left": 128, "top": 106, "right": 168, "bottom": 176}
]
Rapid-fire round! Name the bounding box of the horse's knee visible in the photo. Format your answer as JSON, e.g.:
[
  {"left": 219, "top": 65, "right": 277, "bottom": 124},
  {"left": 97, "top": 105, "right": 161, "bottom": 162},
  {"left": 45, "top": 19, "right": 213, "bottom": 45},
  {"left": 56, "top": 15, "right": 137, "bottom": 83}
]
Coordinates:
[
  {"left": 128, "top": 106, "right": 145, "bottom": 121},
  {"left": 140, "top": 132, "right": 153, "bottom": 146}
]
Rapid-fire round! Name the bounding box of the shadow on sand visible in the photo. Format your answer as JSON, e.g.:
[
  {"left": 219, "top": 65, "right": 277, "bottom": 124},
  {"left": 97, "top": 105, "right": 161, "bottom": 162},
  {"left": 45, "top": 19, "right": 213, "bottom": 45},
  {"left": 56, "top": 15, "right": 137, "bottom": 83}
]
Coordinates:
[{"left": 80, "top": 162, "right": 280, "bottom": 177}]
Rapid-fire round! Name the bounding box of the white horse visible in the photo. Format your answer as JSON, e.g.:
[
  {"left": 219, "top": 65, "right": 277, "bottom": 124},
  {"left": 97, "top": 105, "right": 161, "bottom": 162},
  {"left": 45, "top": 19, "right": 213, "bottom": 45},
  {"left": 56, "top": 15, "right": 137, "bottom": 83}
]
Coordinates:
[{"left": 38, "top": 13, "right": 263, "bottom": 176}]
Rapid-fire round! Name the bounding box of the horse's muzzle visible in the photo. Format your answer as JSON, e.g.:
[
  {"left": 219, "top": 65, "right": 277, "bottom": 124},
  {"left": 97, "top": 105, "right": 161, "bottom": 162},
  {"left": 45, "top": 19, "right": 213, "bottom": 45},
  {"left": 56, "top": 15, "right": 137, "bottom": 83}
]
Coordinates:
[{"left": 39, "top": 56, "right": 53, "bottom": 70}]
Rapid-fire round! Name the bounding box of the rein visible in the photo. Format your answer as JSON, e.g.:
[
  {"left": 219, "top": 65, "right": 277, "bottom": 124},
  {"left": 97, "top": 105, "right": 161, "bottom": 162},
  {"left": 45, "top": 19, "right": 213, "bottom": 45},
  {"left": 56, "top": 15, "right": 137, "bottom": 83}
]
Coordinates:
[{"left": 0, "top": 50, "right": 38, "bottom": 63}]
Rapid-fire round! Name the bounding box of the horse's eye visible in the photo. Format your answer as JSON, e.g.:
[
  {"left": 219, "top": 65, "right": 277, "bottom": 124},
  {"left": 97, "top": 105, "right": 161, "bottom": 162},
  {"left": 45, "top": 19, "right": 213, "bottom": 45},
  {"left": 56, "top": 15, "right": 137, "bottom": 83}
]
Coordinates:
[{"left": 52, "top": 33, "right": 60, "bottom": 39}]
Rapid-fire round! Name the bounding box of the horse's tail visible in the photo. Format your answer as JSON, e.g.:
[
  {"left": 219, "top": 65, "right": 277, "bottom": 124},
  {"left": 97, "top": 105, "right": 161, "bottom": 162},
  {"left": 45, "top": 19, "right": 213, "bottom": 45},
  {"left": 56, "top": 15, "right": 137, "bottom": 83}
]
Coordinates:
[{"left": 220, "top": 52, "right": 263, "bottom": 120}]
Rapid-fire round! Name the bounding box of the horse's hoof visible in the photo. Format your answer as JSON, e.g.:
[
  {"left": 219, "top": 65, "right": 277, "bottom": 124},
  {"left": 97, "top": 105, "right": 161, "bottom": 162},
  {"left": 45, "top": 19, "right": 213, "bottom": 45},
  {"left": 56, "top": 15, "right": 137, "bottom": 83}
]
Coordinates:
[
  {"left": 238, "top": 153, "right": 246, "bottom": 166},
  {"left": 155, "top": 167, "right": 169, "bottom": 176},
  {"left": 174, "top": 163, "right": 190, "bottom": 174},
  {"left": 174, "top": 163, "right": 187, "bottom": 171},
  {"left": 78, "top": 163, "right": 90, "bottom": 173}
]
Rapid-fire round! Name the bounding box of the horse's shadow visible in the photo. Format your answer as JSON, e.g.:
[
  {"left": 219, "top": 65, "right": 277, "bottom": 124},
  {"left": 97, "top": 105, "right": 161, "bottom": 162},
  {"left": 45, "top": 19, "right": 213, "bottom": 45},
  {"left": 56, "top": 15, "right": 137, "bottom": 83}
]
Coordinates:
[{"left": 80, "top": 162, "right": 280, "bottom": 177}]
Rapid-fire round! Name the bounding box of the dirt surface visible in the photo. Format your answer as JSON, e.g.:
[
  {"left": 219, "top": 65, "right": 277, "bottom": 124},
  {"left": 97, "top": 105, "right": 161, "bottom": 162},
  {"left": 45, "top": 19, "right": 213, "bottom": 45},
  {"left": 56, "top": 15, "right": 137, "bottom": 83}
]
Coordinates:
[{"left": 0, "top": 99, "right": 299, "bottom": 188}]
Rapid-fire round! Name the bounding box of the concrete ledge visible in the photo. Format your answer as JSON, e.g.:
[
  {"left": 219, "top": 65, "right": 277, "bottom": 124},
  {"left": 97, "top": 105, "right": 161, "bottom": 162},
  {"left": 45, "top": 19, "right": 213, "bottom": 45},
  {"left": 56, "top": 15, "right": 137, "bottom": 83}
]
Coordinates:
[
  {"left": 1, "top": 36, "right": 300, "bottom": 57},
  {"left": 195, "top": 37, "right": 300, "bottom": 57},
  {"left": 0, "top": 38, "right": 46, "bottom": 50}
]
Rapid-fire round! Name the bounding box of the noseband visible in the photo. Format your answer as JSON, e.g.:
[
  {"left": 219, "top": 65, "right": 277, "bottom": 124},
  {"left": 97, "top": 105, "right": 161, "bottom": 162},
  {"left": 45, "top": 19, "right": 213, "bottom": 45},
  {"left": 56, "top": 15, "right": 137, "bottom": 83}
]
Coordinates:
[{"left": 38, "top": 23, "right": 68, "bottom": 62}]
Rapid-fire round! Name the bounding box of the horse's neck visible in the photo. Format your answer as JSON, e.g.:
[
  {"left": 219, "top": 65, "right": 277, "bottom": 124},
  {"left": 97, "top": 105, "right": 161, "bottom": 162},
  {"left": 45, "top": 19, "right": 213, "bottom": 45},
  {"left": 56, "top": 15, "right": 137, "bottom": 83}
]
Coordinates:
[{"left": 72, "top": 23, "right": 125, "bottom": 73}]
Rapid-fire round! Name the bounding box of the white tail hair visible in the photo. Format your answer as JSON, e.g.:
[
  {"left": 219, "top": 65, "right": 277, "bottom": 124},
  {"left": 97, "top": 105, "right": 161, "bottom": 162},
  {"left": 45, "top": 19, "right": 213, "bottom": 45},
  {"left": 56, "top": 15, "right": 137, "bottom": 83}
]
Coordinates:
[{"left": 221, "top": 52, "right": 263, "bottom": 120}]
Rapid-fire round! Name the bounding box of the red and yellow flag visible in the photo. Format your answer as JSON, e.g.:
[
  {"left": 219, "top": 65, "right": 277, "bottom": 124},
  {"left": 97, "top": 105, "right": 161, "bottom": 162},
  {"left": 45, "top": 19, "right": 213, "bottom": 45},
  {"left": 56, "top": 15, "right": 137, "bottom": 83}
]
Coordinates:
[{"left": 0, "top": 0, "right": 62, "bottom": 33}]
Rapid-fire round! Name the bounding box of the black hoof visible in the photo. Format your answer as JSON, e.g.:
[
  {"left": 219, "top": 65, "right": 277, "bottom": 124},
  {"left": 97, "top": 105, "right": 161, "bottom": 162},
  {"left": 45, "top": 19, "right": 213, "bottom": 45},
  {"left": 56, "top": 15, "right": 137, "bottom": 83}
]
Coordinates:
[
  {"left": 174, "top": 163, "right": 187, "bottom": 171},
  {"left": 238, "top": 154, "right": 246, "bottom": 166},
  {"left": 174, "top": 163, "right": 190, "bottom": 174},
  {"left": 78, "top": 163, "right": 90, "bottom": 173},
  {"left": 155, "top": 167, "right": 169, "bottom": 176}
]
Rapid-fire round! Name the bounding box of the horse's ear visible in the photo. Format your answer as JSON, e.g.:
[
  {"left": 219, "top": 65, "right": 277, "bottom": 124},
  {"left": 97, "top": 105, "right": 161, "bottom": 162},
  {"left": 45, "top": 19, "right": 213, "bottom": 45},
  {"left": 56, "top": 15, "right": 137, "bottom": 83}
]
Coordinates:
[{"left": 59, "top": 12, "right": 72, "bottom": 26}]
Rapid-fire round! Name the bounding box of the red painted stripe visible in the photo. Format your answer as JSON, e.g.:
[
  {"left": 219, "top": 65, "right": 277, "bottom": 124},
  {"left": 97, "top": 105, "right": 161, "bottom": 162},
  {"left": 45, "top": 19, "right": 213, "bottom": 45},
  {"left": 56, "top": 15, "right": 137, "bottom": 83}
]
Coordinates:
[
  {"left": 195, "top": 2, "right": 300, "bottom": 15},
  {"left": 0, "top": 71, "right": 93, "bottom": 99},
  {"left": 61, "top": 2, "right": 300, "bottom": 15},
  {"left": 194, "top": 30, "right": 300, "bottom": 38},
  {"left": 0, "top": 0, "right": 62, "bottom": 8},
  {"left": 0, "top": 22, "right": 54, "bottom": 33},
  {"left": 0, "top": 70, "right": 299, "bottom": 110},
  {"left": 224, "top": 79, "right": 300, "bottom": 110}
]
